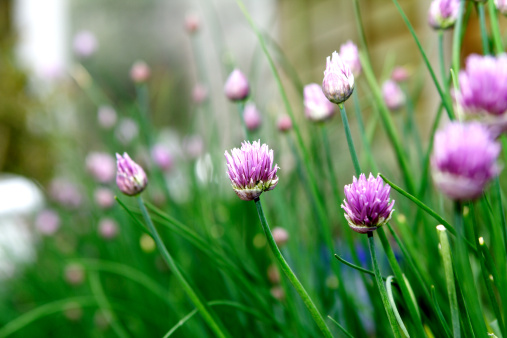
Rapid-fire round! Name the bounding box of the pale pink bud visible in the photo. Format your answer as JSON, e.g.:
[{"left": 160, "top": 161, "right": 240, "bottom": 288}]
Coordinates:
[
  {"left": 94, "top": 188, "right": 115, "bottom": 209},
  {"left": 270, "top": 286, "right": 285, "bottom": 300},
  {"left": 496, "top": 0, "right": 507, "bottom": 15},
  {"left": 185, "top": 13, "right": 200, "bottom": 34},
  {"left": 277, "top": 115, "right": 292, "bottom": 132},
  {"left": 322, "top": 51, "right": 355, "bottom": 104},
  {"left": 130, "top": 61, "right": 151, "bottom": 83},
  {"left": 115, "top": 118, "right": 139, "bottom": 145},
  {"left": 86, "top": 152, "right": 116, "bottom": 183},
  {"left": 243, "top": 103, "right": 262, "bottom": 131},
  {"left": 192, "top": 83, "right": 208, "bottom": 104},
  {"left": 116, "top": 152, "right": 148, "bottom": 196},
  {"left": 35, "top": 209, "right": 61, "bottom": 235},
  {"left": 304, "top": 83, "right": 335, "bottom": 121},
  {"left": 391, "top": 66, "right": 410, "bottom": 83},
  {"left": 64, "top": 264, "right": 85, "bottom": 286},
  {"left": 267, "top": 264, "right": 281, "bottom": 284},
  {"left": 272, "top": 227, "right": 289, "bottom": 247},
  {"left": 73, "top": 30, "right": 98, "bottom": 58},
  {"left": 339, "top": 41, "right": 361, "bottom": 77},
  {"left": 224, "top": 69, "right": 249, "bottom": 101},
  {"left": 98, "top": 218, "right": 119, "bottom": 240},
  {"left": 97, "top": 106, "right": 117, "bottom": 129},
  {"left": 151, "top": 144, "right": 174, "bottom": 171},
  {"left": 382, "top": 79, "right": 406, "bottom": 111}
]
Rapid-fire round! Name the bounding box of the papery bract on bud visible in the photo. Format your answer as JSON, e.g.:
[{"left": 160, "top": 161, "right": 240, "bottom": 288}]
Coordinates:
[
  {"left": 224, "top": 140, "right": 279, "bottom": 201},
  {"left": 243, "top": 103, "right": 262, "bottom": 131},
  {"left": 277, "top": 114, "right": 292, "bottom": 132},
  {"left": 341, "top": 173, "right": 395, "bottom": 234},
  {"left": 431, "top": 121, "right": 501, "bottom": 201},
  {"left": 304, "top": 83, "right": 335, "bottom": 121},
  {"left": 339, "top": 41, "right": 361, "bottom": 77},
  {"left": 224, "top": 69, "right": 249, "bottom": 101},
  {"left": 496, "top": 0, "right": 507, "bottom": 15},
  {"left": 73, "top": 30, "right": 98, "bottom": 58},
  {"left": 382, "top": 79, "right": 406, "bottom": 111},
  {"left": 322, "top": 51, "right": 355, "bottom": 104},
  {"left": 272, "top": 227, "right": 289, "bottom": 247},
  {"left": 428, "top": 0, "right": 460, "bottom": 30},
  {"left": 116, "top": 152, "right": 148, "bottom": 196},
  {"left": 98, "top": 218, "right": 119, "bottom": 240},
  {"left": 456, "top": 54, "right": 507, "bottom": 136},
  {"left": 86, "top": 152, "right": 116, "bottom": 183},
  {"left": 130, "top": 61, "right": 151, "bottom": 83}
]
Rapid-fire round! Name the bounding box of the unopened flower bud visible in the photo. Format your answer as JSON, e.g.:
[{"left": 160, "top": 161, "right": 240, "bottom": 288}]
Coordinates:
[
  {"left": 86, "top": 152, "right": 116, "bottom": 183},
  {"left": 98, "top": 218, "right": 119, "bottom": 240},
  {"left": 267, "top": 264, "right": 281, "bottom": 284},
  {"left": 304, "top": 83, "right": 335, "bottom": 121},
  {"left": 35, "top": 209, "right": 61, "bottom": 235},
  {"left": 496, "top": 0, "right": 507, "bottom": 15},
  {"left": 94, "top": 188, "right": 115, "bottom": 209},
  {"left": 322, "top": 51, "right": 354, "bottom": 104},
  {"left": 428, "top": 0, "right": 460, "bottom": 30},
  {"left": 116, "top": 152, "right": 148, "bottom": 196},
  {"left": 277, "top": 115, "right": 292, "bottom": 132},
  {"left": 339, "top": 41, "right": 361, "bottom": 77},
  {"left": 224, "top": 69, "right": 249, "bottom": 101},
  {"left": 192, "top": 83, "right": 208, "bottom": 104},
  {"left": 391, "top": 66, "right": 410, "bottom": 83},
  {"left": 184, "top": 13, "right": 200, "bottom": 34},
  {"left": 382, "top": 79, "right": 405, "bottom": 111},
  {"left": 151, "top": 144, "right": 173, "bottom": 171},
  {"left": 130, "top": 61, "right": 151, "bottom": 83},
  {"left": 243, "top": 103, "right": 262, "bottom": 131},
  {"left": 97, "top": 105, "right": 117, "bottom": 129},
  {"left": 73, "top": 30, "right": 98, "bottom": 58},
  {"left": 64, "top": 264, "right": 85, "bottom": 286},
  {"left": 272, "top": 227, "right": 289, "bottom": 247}
]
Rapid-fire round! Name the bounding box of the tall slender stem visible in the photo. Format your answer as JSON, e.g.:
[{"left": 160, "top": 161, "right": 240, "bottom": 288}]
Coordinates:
[
  {"left": 478, "top": 3, "right": 491, "bottom": 55},
  {"left": 452, "top": 0, "right": 466, "bottom": 76},
  {"left": 254, "top": 197, "right": 333, "bottom": 338},
  {"left": 136, "top": 196, "right": 229, "bottom": 338},
  {"left": 339, "top": 104, "right": 361, "bottom": 176},
  {"left": 488, "top": 0, "right": 504, "bottom": 54}
]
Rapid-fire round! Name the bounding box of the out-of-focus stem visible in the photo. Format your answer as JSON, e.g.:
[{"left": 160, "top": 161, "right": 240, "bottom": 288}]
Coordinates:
[
  {"left": 339, "top": 104, "right": 361, "bottom": 176},
  {"left": 488, "top": 0, "right": 504, "bottom": 54}
]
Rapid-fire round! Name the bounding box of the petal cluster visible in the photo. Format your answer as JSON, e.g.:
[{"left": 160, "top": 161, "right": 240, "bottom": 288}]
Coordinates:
[
  {"left": 456, "top": 54, "right": 507, "bottom": 135},
  {"left": 428, "top": 0, "right": 460, "bottom": 30},
  {"left": 304, "top": 83, "right": 335, "bottom": 121},
  {"left": 322, "top": 51, "right": 355, "bottom": 104},
  {"left": 339, "top": 41, "right": 361, "bottom": 77},
  {"left": 382, "top": 80, "right": 406, "bottom": 111},
  {"left": 225, "top": 140, "right": 279, "bottom": 201},
  {"left": 116, "top": 152, "right": 148, "bottom": 196},
  {"left": 341, "top": 173, "right": 395, "bottom": 234},
  {"left": 431, "top": 122, "right": 501, "bottom": 201}
]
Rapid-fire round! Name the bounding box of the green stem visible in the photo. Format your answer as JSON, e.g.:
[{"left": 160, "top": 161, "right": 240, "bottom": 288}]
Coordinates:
[
  {"left": 488, "top": 0, "right": 504, "bottom": 54},
  {"left": 452, "top": 0, "right": 466, "bottom": 76},
  {"left": 254, "top": 197, "right": 332, "bottom": 338},
  {"left": 367, "top": 232, "right": 402, "bottom": 337},
  {"left": 478, "top": 3, "right": 491, "bottom": 55},
  {"left": 353, "top": 89, "right": 378, "bottom": 173},
  {"left": 437, "top": 225, "right": 461, "bottom": 338},
  {"left": 136, "top": 196, "right": 229, "bottom": 338},
  {"left": 236, "top": 100, "right": 250, "bottom": 140},
  {"left": 334, "top": 254, "right": 391, "bottom": 281},
  {"left": 322, "top": 124, "right": 341, "bottom": 204},
  {"left": 339, "top": 104, "right": 361, "bottom": 176}
]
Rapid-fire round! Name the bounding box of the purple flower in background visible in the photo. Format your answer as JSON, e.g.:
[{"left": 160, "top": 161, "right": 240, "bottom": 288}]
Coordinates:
[
  {"left": 35, "top": 209, "right": 61, "bottom": 235},
  {"left": 341, "top": 173, "right": 395, "bottom": 234},
  {"left": 116, "top": 153, "right": 148, "bottom": 196},
  {"left": 73, "top": 30, "right": 98, "bottom": 58},
  {"left": 382, "top": 79, "right": 406, "bottom": 111},
  {"left": 277, "top": 114, "right": 292, "bottom": 132},
  {"left": 49, "top": 179, "right": 82, "bottom": 208},
  {"left": 225, "top": 140, "right": 279, "bottom": 201},
  {"left": 496, "top": 0, "right": 507, "bottom": 15},
  {"left": 391, "top": 66, "right": 410, "bottom": 83},
  {"left": 183, "top": 134, "right": 204, "bottom": 159},
  {"left": 304, "top": 83, "right": 335, "bottom": 121},
  {"left": 431, "top": 122, "right": 501, "bottom": 201},
  {"left": 184, "top": 12, "right": 200, "bottom": 34},
  {"left": 86, "top": 152, "right": 116, "bottom": 183},
  {"left": 94, "top": 188, "right": 115, "bottom": 209},
  {"left": 339, "top": 41, "right": 361, "bottom": 77},
  {"left": 456, "top": 54, "right": 507, "bottom": 136},
  {"left": 243, "top": 103, "right": 262, "bottom": 131},
  {"left": 97, "top": 105, "right": 117, "bottom": 129},
  {"left": 98, "top": 218, "right": 119, "bottom": 240},
  {"left": 322, "top": 51, "right": 354, "bottom": 104},
  {"left": 130, "top": 61, "right": 151, "bottom": 83},
  {"left": 151, "top": 144, "right": 174, "bottom": 171},
  {"left": 428, "top": 0, "right": 460, "bottom": 30},
  {"left": 224, "top": 69, "right": 250, "bottom": 101}
]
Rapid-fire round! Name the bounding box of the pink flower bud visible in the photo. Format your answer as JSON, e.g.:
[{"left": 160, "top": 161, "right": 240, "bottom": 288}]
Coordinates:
[
  {"left": 243, "top": 103, "right": 262, "bottom": 131},
  {"left": 192, "top": 83, "right": 208, "bottom": 104},
  {"left": 184, "top": 13, "right": 200, "bottom": 34},
  {"left": 86, "top": 152, "right": 116, "bottom": 183},
  {"left": 116, "top": 152, "right": 148, "bottom": 196},
  {"left": 382, "top": 79, "right": 406, "bottom": 111},
  {"left": 496, "top": 0, "right": 507, "bottom": 15},
  {"left": 270, "top": 286, "right": 285, "bottom": 300},
  {"left": 35, "top": 209, "right": 60, "bottom": 235},
  {"left": 391, "top": 66, "right": 410, "bottom": 83},
  {"left": 98, "top": 218, "right": 119, "bottom": 240},
  {"left": 97, "top": 105, "right": 117, "bottom": 129},
  {"left": 94, "top": 188, "right": 115, "bottom": 209},
  {"left": 73, "top": 30, "right": 98, "bottom": 58},
  {"left": 130, "top": 61, "right": 151, "bottom": 83},
  {"left": 224, "top": 69, "right": 249, "bottom": 101},
  {"left": 277, "top": 115, "right": 292, "bottom": 132},
  {"left": 151, "top": 144, "right": 174, "bottom": 171},
  {"left": 339, "top": 41, "right": 361, "bottom": 77},
  {"left": 322, "top": 51, "right": 355, "bottom": 104},
  {"left": 304, "top": 83, "right": 335, "bottom": 121},
  {"left": 115, "top": 118, "right": 139, "bottom": 145},
  {"left": 272, "top": 227, "right": 289, "bottom": 247}
]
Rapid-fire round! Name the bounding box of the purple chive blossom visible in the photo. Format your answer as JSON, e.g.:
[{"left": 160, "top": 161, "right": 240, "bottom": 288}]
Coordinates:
[
  {"left": 304, "top": 83, "right": 336, "bottom": 121},
  {"left": 322, "top": 51, "right": 355, "bottom": 104},
  {"left": 224, "top": 140, "right": 279, "bottom": 201},
  {"left": 382, "top": 79, "right": 406, "bottom": 111},
  {"left": 224, "top": 69, "right": 250, "bottom": 101},
  {"left": 341, "top": 173, "right": 395, "bottom": 234},
  {"left": 431, "top": 122, "right": 501, "bottom": 201},
  {"left": 116, "top": 152, "right": 148, "bottom": 196},
  {"left": 456, "top": 54, "right": 507, "bottom": 136},
  {"left": 428, "top": 0, "right": 460, "bottom": 30},
  {"left": 339, "top": 41, "right": 361, "bottom": 77},
  {"left": 86, "top": 152, "right": 116, "bottom": 183},
  {"left": 496, "top": 0, "right": 507, "bottom": 15}
]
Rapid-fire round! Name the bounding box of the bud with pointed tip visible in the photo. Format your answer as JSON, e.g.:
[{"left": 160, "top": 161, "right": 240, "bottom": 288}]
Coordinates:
[
  {"left": 277, "top": 115, "right": 292, "bottom": 132},
  {"left": 116, "top": 152, "right": 148, "bottom": 196},
  {"left": 224, "top": 69, "right": 249, "bottom": 101},
  {"left": 322, "top": 51, "right": 355, "bottom": 104},
  {"left": 428, "top": 0, "right": 460, "bottom": 30},
  {"left": 130, "top": 61, "right": 151, "bottom": 83},
  {"left": 243, "top": 103, "right": 262, "bottom": 131},
  {"left": 304, "top": 83, "right": 335, "bottom": 121}
]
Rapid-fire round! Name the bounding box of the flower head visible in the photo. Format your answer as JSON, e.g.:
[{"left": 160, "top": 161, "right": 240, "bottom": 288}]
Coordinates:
[
  {"left": 224, "top": 140, "right": 279, "bottom": 201},
  {"left": 73, "top": 30, "right": 98, "bottom": 58},
  {"left": 391, "top": 66, "right": 410, "bottom": 83},
  {"left": 428, "top": 0, "right": 460, "bottom": 30},
  {"left": 382, "top": 79, "right": 406, "bottom": 111},
  {"left": 277, "top": 114, "right": 292, "bottom": 132},
  {"left": 224, "top": 69, "right": 250, "bottom": 101},
  {"left": 304, "top": 83, "right": 335, "bottom": 121},
  {"left": 339, "top": 41, "right": 361, "bottom": 77},
  {"left": 456, "top": 54, "right": 507, "bottom": 136},
  {"left": 322, "top": 51, "right": 355, "bottom": 104},
  {"left": 431, "top": 121, "right": 501, "bottom": 201},
  {"left": 496, "top": 0, "right": 507, "bottom": 15},
  {"left": 151, "top": 144, "right": 173, "bottom": 171},
  {"left": 97, "top": 105, "right": 117, "bottom": 129},
  {"left": 341, "top": 173, "right": 395, "bottom": 234},
  {"left": 130, "top": 61, "right": 151, "bottom": 83},
  {"left": 243, "top": 103, "right": 262, "bottom": 131},
  {"left": 116, "top": 152, "right": 148, "bottom": 196},
  {"left": 86, "top": 152, "right": 116, "bottom": 183}
]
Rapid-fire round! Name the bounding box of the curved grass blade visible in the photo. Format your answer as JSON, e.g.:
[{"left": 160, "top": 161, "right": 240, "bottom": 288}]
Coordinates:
[{"left": 386, "top": 276, "right": 410, "bottom": 337}]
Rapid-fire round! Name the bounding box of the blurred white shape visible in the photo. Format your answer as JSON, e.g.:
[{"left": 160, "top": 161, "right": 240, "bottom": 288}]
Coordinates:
[
  {"left": 13, "top": 0, "right": 69, "bottom": 81},
  {"left": 0, "top": 175, "right": 43, "bottom": 279}
]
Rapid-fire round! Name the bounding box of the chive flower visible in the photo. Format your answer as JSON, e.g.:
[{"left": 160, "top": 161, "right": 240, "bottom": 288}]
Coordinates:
[
  {"left": 428, "top": 0, "right": 459, "bottom": 30},
  {"left": 304, "top": 83, "right": 335, "bottom": 121},
  {"left": 116, "top": 152, "right": 148, "bottom": 196},
  {"left": 322, "top": 51, "right": 355, "bottom": 104},
  {"left": 456, "top": 54, "right": 507, "bottom": 136},
  {"left": 224, "top": 69, "right": 250, "bottom": 101},
  {"left": 382, "top": 79, "right": 406, "bottom": 111},
  {"left": 431, "top": 121, "right": 501, "bottom": 201},
  {"left": 339, "top": 40, "right": 361, "bottom": 77},
  {"left": 224, "top": 140, "right": 279, "bottom": 201},
  {"left": 341, "top": 173, "right": 395, "bottom": 234}
]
